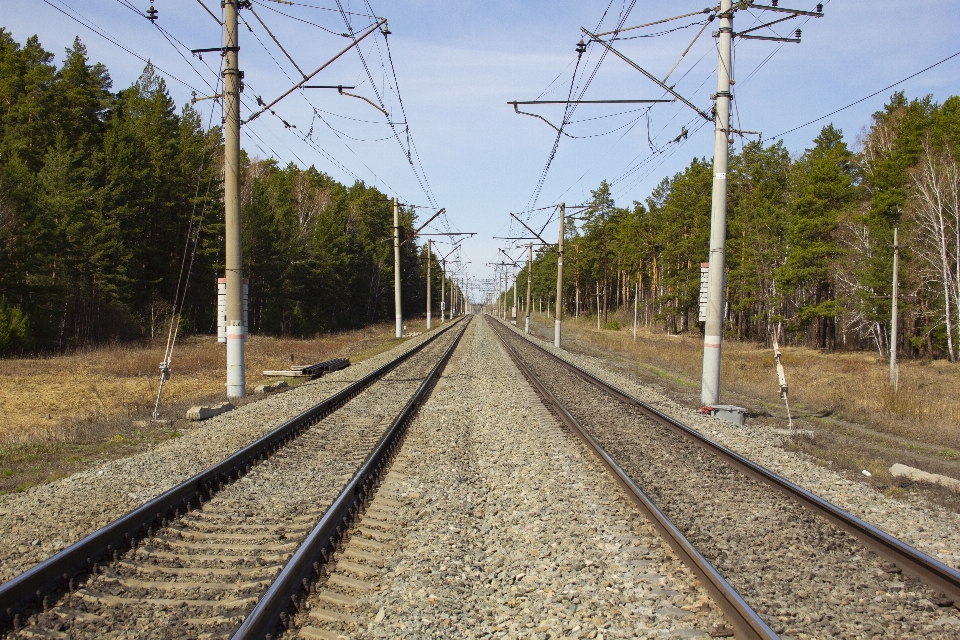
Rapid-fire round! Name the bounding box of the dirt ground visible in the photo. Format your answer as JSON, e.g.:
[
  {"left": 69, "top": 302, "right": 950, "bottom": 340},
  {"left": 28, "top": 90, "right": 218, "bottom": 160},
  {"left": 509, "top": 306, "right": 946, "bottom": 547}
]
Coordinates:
[
  {"left": 0, "top": 320, "right": 430, "bottom": 493},
  {"left": 522, "top": 312, "right": 960, "bottom": 513}
]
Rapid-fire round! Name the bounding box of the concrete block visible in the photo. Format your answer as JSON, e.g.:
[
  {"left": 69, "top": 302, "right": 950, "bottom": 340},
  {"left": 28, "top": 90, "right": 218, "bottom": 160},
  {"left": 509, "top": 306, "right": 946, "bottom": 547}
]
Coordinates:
[
  {"left": 703, "top": 404, "right": 747, "bottom": 425},
  {"left": 254, "top": 380, "right": 289, "bottom": 394},
  {"left": 186, "top": 401, "right": 235, "bottom": 421},
  {"left": 890, "top": 463, "right": 960, "bottom": 492}
]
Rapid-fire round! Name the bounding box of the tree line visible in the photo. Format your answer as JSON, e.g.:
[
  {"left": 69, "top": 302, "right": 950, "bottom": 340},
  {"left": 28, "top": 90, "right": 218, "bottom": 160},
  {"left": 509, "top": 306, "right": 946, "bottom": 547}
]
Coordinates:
[
  {"left": 0, "top": 30, "right": 456, "bottom": 354},
  {"left": 510, "top": 92, "right": 960, "bottom": 359}
]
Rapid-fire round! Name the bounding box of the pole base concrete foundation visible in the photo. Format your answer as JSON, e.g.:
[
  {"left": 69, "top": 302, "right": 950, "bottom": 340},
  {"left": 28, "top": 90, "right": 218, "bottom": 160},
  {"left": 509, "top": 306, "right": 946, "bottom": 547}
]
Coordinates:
[{"left": 226, "top": 325, "right": 245, "bottom": 398}]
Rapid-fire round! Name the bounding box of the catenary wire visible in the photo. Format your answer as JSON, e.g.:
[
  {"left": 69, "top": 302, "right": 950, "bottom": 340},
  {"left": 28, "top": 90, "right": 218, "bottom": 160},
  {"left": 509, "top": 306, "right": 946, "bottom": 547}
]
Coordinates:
[{"left": 40, "top": 0, "right": 203, "bottom": 93}]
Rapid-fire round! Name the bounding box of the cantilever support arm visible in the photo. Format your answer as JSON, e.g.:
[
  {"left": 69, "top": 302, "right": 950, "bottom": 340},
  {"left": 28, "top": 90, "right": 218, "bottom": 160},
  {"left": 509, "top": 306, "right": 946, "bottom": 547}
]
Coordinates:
[
  {"left": 581, "top": 27, "right": 712, "bottom": 122},
  {"left": 400, "top": 208, "right": 446, "bottom": 246},
  {"left": 246, "top": 18, "right": 387, "bottom": 122},
  {"left": 510, "top": 213, "right": 554, "bottom": 249},
  {"left": 340, "top": 86, "right": 389, "bottom": 116},
  {"left": 511, "top": 102, "right": 572, "bottom": 138}
]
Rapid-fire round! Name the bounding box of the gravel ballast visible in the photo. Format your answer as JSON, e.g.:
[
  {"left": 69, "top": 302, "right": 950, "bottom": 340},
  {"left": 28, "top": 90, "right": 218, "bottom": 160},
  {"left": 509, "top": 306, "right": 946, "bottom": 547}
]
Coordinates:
[
  {"left": 6, "top": 324, "right": 466, "bottom": 638},
  {"left": 498, "top": 319, "right": 960, "bottom": 577},
  {"left": 294, "top": 318, "right": 730, "bottom": 639},
  {"left": 0, "top": 326, "right": 452, "bottom": 584},
  {"left": 495, "top": 317, "right": 960, "bottom": 638}
]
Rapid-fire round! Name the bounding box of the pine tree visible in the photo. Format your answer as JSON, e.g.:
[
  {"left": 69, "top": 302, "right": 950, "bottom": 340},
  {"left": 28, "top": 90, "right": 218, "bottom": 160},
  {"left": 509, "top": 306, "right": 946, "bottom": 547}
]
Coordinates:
[{"left": 778, "top": 124, "right": 858, "bottom": 349}]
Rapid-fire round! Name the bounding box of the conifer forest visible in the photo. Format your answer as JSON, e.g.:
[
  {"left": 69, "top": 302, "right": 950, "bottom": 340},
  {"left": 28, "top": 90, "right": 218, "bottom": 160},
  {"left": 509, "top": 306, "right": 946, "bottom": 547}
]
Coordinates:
[{"left": 0, "top": 30, "right": 447, "bottom": 353}]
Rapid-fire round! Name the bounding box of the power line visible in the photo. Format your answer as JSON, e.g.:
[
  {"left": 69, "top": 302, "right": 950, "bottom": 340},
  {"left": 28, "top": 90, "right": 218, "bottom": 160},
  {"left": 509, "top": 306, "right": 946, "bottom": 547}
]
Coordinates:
[
  {"left": 40, "top": 0, "right": 203, "bottom": 93},
  {"left": 235, "top": 11, "right": 410, "bottom": 200},
  {"left": 260, "top": 0, "right": 375, "bottom": 18},
  {"left": 769, "top": 47, "right": 960, "bottom": 140},
  {"left": 335, "top": 1, "right": 439, "bottom": 209},
  {"left": 252, "top": 0, "right": 366, "bottom": 37}
]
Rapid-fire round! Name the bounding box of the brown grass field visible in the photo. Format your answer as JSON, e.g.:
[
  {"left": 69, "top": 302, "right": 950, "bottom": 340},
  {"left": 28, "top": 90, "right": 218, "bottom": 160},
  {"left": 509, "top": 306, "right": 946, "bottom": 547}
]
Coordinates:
[
  {"left": 0, "top": 321, "right": 429, "bottom": 492},
  {"left": 520, "top": 311, "right": 960, "bottom": 509},
  {"left": 532, "top": 312, "right": 960, "bottom": 450},
  {"left": 0, "top": 322, "right": 427, "bottom": 444}
]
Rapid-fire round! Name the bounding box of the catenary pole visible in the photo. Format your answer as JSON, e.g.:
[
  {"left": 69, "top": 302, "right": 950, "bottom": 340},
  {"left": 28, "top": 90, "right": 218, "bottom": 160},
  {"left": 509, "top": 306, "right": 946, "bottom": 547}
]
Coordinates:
[
  {"left": 440, "top": 259, "right": 446, "bottom": 323},
  {"left": 633, "top": 279, "right": 639, "bottom": 341},
  {"left": 393, "top": 198, "right": 402, "bottom": 337},
  {"left": 555, "top": 203, "right": 565, "bottom": 348},
  {"left": 596, "top": 282, "right": 601, "bottom": 330},
  {"left": 525, "top": 243, "right": 533, "bottom": 334},
  {"left": 700, "top": 0, "right": 733, "bottom": 406},
  {"left": 891, "top": 227, "right": 900, "bottom": 389},
  {"left": 502, "top": 271, "right": 507, "bottom": 319},
  {"left": 512, "top": 263, "right": 518, "bottom": 324},
  {"left": 426, "top": 239, "right": 432, "bottom": 330},
  {"left": 224, "top": 0, "right": 245, "bottom": 398}
]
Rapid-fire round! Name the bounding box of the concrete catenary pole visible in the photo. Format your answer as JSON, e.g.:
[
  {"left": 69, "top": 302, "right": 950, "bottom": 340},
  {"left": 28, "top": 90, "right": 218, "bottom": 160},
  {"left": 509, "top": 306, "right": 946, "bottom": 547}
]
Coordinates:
[
  {"left": 633, "top": 279, "right": 639, "bottom": 342},
  {"left": 596, "top": 282, "right": 601, "bottom": 330},
  {"left": 891, "top": 227, "right": 900, "bottom": 389},
  {"left": 224, "top": 0, "right": 245, "bottom": 398},
  {"left": 700, "top": 0, "right": 733, "bottom": 406},
  {"left": 502, "top": 271, "right": 507, "bottom": 319},
  {"left": 555, "top": 203, "right": 565, "bottom": 348},
  {"left": 393, "top": 198, "right": 402, "bottom": 338},
  {"left": 525, "top": 243, "right": 533, "bottom": 334},
  {"left": 426, "top": 239, "right": 432, "bottom": 330},
  {"left": 512, "top": 263, "right": 518, "bottom": 325},
  {"left": 440, "top": 259, "right": 446, "bottom": 323}
]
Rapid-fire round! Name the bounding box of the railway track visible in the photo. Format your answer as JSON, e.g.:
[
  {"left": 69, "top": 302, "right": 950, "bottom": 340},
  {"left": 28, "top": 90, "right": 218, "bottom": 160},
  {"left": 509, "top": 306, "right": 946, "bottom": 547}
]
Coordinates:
[
  {"left": 489, "top": 316, "right": 960, "bottom": 639},
  {"left": 0, "top": 317, "right": 469, "bottom": 639}
]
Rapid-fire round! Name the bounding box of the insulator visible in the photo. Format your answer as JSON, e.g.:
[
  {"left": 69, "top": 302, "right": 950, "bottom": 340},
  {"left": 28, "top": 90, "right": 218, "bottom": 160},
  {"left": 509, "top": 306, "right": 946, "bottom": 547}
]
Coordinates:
[
  {"left": 771, "top": 0, "right": 778, "bottom": 5},
  {"left": 575, "top": 39, "right": 587, "bottom": 56},
  {"left": 147, "top": 4, "right": 158, "bottom": 22},
  {"left": 816, "top": 3, "right": 823, "bottom": 12},
  {"left": 795, "top": 29, "right": 802, "bottom": 39}
]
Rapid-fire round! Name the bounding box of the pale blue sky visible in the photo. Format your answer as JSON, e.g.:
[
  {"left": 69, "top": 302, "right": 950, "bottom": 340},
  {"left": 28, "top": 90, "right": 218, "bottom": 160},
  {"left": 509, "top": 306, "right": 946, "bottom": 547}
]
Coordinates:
[{"left": 5, "top": 1, "right": 960, "bottom": 300}]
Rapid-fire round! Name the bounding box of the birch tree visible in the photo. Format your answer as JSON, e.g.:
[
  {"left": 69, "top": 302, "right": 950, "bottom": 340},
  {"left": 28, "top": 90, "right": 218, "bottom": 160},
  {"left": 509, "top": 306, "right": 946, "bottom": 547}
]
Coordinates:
[{"left": 908, "top": 140, "right": 960, "bottom": 361}]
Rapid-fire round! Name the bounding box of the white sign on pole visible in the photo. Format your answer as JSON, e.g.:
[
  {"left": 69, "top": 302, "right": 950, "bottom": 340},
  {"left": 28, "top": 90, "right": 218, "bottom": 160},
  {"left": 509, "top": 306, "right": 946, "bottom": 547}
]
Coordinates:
[{"left": 698, "top": 262, "right": 710, "bottom": 322}]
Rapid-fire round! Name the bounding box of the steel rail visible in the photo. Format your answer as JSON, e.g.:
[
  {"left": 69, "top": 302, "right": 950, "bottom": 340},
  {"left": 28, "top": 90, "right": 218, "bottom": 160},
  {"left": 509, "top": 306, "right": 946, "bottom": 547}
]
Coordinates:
[
  {"left": 488, "top": 317, "right": 776, "bottom": 640},
  {"left": 0, "top": 318, "right": 464, "bottom": 623},
  {"left": 492, "top": 317, "right": 960, "bottom": 606},
  {"left": 234, "top": 316, "right": 471, "bottom": 639}
]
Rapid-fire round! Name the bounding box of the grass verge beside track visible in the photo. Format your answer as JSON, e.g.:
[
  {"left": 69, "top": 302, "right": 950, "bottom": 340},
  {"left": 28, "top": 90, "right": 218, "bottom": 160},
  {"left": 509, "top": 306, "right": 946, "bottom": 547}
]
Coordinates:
[
  {"left": 522, "top": 312, "right": 960, "bottom": 512},
  {"left": 0, "top": 320, "right": 431, "bottom": 494}
]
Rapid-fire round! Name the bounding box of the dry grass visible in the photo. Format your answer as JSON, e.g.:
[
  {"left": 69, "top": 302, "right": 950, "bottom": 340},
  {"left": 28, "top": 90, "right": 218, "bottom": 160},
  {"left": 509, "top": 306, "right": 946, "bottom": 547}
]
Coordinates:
[
  {"left": 537, "top": 311, "right": 960, "bottom": 452},
  {"left": 0, "top": 320, "right": 427, "bottom": 446}
]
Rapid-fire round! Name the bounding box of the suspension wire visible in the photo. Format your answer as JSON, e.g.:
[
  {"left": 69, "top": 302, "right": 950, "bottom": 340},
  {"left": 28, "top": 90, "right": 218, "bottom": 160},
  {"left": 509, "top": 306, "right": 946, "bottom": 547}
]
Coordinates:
[
  {"left": 524, "top": 0, "right": 638, "bottom": 213},
  {"left": 261, "top": 0, "right": 375, "bottom": 18},
  {"left": 153, "top": 61, "right": 224, "bottom": 419},
  {"left": 238, "top": 11, "right": 410, "bottom": 200},
  {"left": 41, "top": 0, "right": 202, "bottom": 93},
  {"left": 611, "top": 18, "right": 711, "bottom": 41},
  {"left": 334, "top": 0, "right": 439, "bottom": 208},
  {"left": 378, "top": 12, "right": 448, "bottom": 227},
  {"left": 253, "top": 0, "right": 374, "bottom": 37}
]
